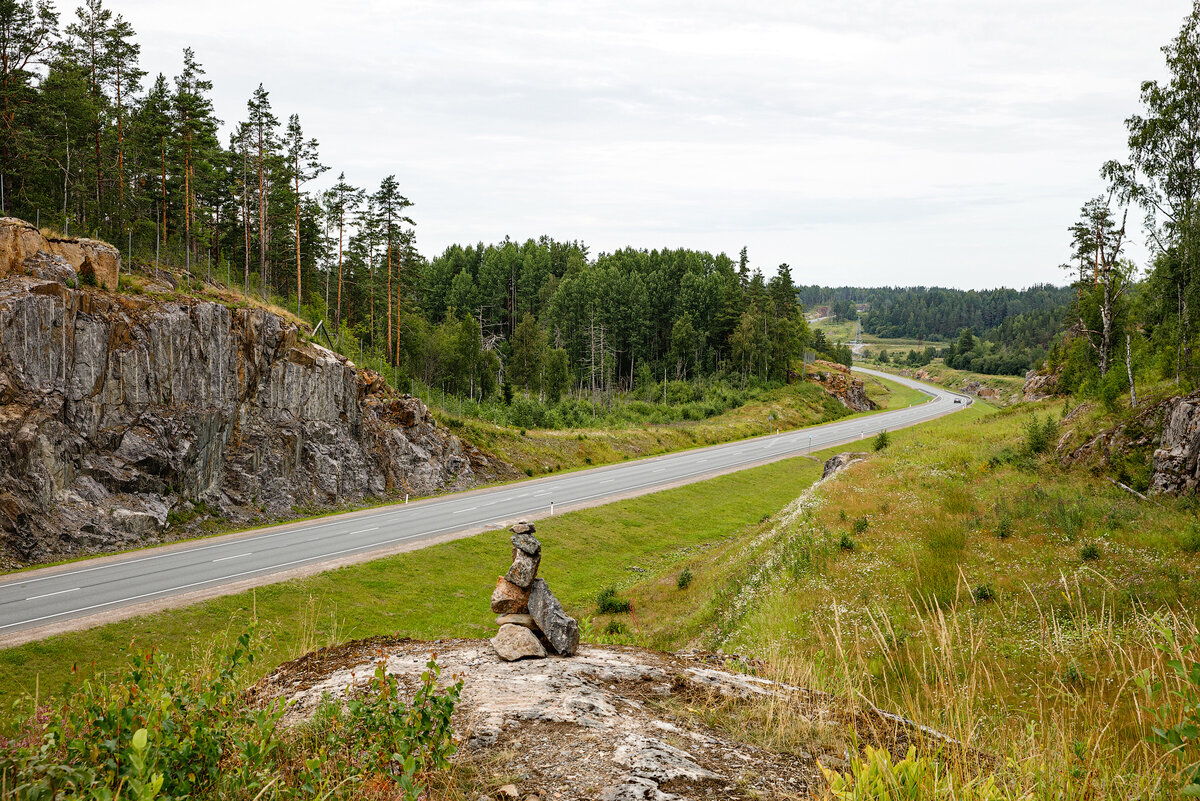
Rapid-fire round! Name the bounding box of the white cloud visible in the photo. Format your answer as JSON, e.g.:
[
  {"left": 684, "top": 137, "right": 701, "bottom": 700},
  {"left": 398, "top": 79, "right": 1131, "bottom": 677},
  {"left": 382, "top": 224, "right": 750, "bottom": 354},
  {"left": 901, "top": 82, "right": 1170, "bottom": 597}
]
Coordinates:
[{"left": 112, "top": 0, "right": 1190, "bottom": 288}]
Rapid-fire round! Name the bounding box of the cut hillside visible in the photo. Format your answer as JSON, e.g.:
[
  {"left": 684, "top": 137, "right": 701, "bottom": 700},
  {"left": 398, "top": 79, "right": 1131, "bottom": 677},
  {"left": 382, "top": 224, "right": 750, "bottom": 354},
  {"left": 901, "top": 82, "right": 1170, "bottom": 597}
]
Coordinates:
[{"left": 0, "top": 222, "right": 513, "bottom": 565}]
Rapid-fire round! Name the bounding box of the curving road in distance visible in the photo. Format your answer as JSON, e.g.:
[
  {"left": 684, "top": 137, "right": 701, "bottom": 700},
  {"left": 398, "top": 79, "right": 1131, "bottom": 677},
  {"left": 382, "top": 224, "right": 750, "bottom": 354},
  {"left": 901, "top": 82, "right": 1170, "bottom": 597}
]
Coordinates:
[{"left": 0, "top": 367, "right": 969, "bottom": 645}]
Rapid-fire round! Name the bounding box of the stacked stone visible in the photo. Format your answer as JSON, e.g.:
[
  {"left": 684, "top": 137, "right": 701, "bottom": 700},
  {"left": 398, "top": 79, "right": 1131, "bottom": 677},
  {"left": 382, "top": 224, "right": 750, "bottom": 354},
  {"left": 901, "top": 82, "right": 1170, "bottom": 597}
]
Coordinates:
[{"left": 490, "top": 522, "right": 580, "bottom": 661}]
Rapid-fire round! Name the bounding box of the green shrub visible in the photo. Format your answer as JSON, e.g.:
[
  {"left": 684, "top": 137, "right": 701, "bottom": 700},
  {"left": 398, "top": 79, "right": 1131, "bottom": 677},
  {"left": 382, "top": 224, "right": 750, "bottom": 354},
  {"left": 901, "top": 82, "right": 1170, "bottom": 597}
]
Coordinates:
[
  {"left": 853, "top": 516, "right": 869, "bottom": 535},
  {"left": 1023, "top": 415, "right": 1058, "bottom": 456},
  {"left": 839, "top": 533, "right": 856, "bottom": 552},
  {"left": 973, "top": 583, "right": 995, "bottom": 602},
  {"left": 822, "top": 745, "right": 1014, "bottom": 800},
  {"left": 1081, "top": 543, "right": 1102, "bottom": 561},
  {"left": 677, "top": 568, "right": 694, "bottom": 589},
  {"left": 995, "top": 517, "right": 1013, "bottom": 540},
  {"left": 872, "top": 430, "right": 891, "bottom": 451},
  {"left": 1181, "top": 521, "right": 1200, "bottom": 553},
  {"left": 1143, "top": 628, "right": 1200, "bottom": 795},
  {"left": 604, "top": 620, "right": 626, "bottom": 635},
  {"left": 0, "top": 629, "right": 461, "bottom": 800},
  {"left": 597, "top": 587, "right": 632, "bottom": 614}
]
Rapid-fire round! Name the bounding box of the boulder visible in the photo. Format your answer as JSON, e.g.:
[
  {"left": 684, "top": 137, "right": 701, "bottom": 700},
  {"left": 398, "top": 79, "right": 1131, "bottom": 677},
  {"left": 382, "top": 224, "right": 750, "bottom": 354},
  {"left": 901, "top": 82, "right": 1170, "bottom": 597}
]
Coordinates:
[
  {"left": 495, "top": 613, "right": 540, "bottom": 631},
  {"left": 506, "top": 540, "right": 541, "bottom": 588},
  {"left": 491, "top": 576, "right": 531, "bottom": 614},
  {"left": 491, "top": 623, "right": 547, "bottom": 661},
  {"left": 528, "top": 578, "right": 579, "bottom": 656},
  {"left": 822, "top": 452, "right": 869, "bottom": 480}
]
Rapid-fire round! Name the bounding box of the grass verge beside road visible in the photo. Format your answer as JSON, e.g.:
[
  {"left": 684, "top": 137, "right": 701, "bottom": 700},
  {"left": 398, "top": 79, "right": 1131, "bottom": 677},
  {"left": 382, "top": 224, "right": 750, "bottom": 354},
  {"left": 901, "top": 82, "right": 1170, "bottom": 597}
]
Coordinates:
[{"left": 0, "top": 451, "right": 828, "bottom": 708}]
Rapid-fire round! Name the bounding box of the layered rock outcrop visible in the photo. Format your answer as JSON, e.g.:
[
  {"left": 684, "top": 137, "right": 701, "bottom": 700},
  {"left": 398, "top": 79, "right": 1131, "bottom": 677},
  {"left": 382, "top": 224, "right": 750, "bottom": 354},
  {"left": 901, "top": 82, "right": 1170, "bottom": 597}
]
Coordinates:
[
  {"left": 1022, "top": 368, "right": 1059, "bottom": 402},
  {"left": 806, "top": 360, "right": 876, "bottom": 412},
  {"left": 0, "top": 272, "right": 511, "bottom": 564},
  {"left": 1150, "top": 390, "right": 1200, "bottom": 494},
  {"left": 0, "top": 217, "right": 120, "bottom": 290}
]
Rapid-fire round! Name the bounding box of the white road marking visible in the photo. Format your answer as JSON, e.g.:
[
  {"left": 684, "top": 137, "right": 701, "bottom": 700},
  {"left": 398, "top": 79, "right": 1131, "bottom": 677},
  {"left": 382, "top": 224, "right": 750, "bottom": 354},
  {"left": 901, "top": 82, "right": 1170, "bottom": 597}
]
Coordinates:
[
  {"left": 451, "top": 507, "right": 477, "bottom": 514},
  {"left": 212, "top": 552, "right": 252, "bottom": 563},
  {"left": 0, "top": 516, "right": 354, "bottom": 591},
  {"left": 26, "top": 587, "right": 79, "bottom": 601},
  {"left": 651, "top": 468, "right": 666, "bottom": 473},
  {"left": 2, "top": 368, "right": 962, "bottom": 633}
]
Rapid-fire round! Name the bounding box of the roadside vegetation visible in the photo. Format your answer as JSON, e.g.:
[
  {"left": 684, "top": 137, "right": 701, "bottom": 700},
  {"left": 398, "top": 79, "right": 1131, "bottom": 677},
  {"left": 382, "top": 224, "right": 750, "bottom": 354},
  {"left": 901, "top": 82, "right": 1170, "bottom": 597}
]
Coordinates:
[{"left": 589, "top": 402, "right": 1200, "bottom": 798}]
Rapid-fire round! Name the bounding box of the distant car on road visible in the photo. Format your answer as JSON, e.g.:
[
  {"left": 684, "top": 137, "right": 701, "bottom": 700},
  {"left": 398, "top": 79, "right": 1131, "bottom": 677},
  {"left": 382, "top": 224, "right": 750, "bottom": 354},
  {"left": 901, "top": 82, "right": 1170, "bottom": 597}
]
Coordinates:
[{"left": 953, "top": 398, "right": 962, "bottom": 404}]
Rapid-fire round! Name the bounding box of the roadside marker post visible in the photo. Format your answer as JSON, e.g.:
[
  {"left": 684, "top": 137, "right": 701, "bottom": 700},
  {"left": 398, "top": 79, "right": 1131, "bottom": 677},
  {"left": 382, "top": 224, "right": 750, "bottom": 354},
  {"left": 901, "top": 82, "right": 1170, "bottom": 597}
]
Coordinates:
[{"left": 550, "top": 501, "right": 555, "bottom": 516}]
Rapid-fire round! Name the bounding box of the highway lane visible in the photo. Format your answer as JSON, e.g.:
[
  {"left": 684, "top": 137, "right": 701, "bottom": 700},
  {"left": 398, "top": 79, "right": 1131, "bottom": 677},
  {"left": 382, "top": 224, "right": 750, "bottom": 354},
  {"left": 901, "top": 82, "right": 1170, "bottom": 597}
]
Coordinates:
[{"left": 0, "top": 367, "right": 969, "bottom": 643}]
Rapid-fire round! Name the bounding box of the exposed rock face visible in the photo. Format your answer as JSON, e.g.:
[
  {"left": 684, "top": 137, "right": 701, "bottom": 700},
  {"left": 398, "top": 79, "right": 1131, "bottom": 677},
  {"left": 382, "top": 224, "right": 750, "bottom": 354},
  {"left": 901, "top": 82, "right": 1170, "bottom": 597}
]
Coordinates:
[
  {"left": 0, "top": 218, "right": 119, "bottom": 290},
  {"left": 491, "top": 623, "right": 548, "bottom": 661},
  {"left": 528, "top": 578, "right": 580, "bottom": 656},
  {"left": 252, "top": 638, "right": 839, "bottom": 800},
  {"left": 806, "top": 360, "right": 876, "bottom": 412},
  {"left": 1150, "top": 390, "right": 1200, "bottom": 494},
  {"left": 0, "top": 275, "right": 511, "bottom": 564},
  {"left": 822, "top": 452, "right": 869, "bottom": 480},
  {"left": 1023, "top": 368, "right": 1059, "bottom": 401}
]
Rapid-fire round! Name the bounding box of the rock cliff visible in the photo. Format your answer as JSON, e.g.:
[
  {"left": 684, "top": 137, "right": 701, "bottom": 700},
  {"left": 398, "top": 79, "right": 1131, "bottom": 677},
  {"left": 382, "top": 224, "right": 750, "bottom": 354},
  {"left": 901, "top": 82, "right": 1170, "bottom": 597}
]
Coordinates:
[
  {"left": 0, "top": 268, "right": 512, "bottom": 565},
  {"left": 1150, "top": 390, "right": 1200, "bottom": 494},
  {"left": 806, "top": 360, "right": 876, "bottom": 412}
]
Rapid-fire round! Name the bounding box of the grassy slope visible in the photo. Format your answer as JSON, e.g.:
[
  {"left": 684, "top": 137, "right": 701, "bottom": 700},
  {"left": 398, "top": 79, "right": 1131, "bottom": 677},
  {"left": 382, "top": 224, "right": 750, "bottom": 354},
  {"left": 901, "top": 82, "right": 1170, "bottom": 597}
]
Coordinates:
[
  {"left": 864, "top": 358, "right": 1026, "bottom": 403},
  {"left": 591, "top": 402, "right": 1199, "bottom": 796},
  {"left": 436, "top": 373, "right": 923, "bottom": 476}
]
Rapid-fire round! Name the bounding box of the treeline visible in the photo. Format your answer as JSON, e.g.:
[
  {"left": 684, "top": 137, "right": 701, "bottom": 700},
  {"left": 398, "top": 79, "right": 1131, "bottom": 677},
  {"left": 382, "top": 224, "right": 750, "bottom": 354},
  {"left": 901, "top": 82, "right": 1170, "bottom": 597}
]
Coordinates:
[
  {"left": 799, "top": 285, "right": 1072, "bottom": 342},
  {"left": 801, "top": 284, "right": 1072, "bottom": 375},
  {"left": 0, "top": 0, "right": 421, "bottom": 363},
  {"left": 415, "top": 242, "right": 829, "bottom": 403},
  {"left": 1049, "top": 3, "right": 1200, "bottom": 404}
]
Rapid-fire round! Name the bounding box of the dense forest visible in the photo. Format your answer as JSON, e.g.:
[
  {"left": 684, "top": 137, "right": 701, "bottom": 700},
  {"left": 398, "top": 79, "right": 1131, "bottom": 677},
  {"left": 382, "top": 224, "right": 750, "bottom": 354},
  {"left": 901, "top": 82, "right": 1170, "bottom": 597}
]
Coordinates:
[
  {"left": 801, "top": 285, "right": 1073, "bottom": 375},
  {"left": 0, "top": 0, "right": 842, "bottom": 427},
  {"left": 1047, "top": 3, "right": 1200, "bottom": 404}
]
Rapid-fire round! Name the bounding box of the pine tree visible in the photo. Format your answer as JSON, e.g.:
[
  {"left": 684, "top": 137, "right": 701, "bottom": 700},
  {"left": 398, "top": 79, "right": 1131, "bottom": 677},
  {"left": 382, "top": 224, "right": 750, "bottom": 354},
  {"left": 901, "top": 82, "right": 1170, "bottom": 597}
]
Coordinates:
[
  {"left": 372, "top": 175, "right": 414, "bottom": 364},
  {"left": 173, "top": 47, "right": 218, "bottom": 278},
  {"left": 245, "top": 84, "right": 277, "bottom": 297},
  {"left": 0, "top": 0, "right": 58, "bottom": 216},
  {"left": 283, "top": 113, "right": 324, "bottom": 313}
]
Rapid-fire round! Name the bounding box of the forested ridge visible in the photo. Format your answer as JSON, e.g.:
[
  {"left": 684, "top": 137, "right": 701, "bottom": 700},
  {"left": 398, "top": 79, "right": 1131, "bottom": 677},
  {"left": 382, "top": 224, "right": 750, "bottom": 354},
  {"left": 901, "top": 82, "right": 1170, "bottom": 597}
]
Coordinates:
[
  {"left": 1, "top": 0, "right": 849, "bottom": 430},
  {"left": 801, "top": 284, "right": 1072, "bottom": 375}
]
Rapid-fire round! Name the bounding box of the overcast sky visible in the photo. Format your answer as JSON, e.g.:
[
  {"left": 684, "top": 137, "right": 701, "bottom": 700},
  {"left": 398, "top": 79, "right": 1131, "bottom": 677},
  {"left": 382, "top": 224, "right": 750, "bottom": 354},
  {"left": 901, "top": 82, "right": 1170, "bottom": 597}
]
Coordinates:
[{"left": 110, "top": 0, "right": 1189, "bottom": 289}]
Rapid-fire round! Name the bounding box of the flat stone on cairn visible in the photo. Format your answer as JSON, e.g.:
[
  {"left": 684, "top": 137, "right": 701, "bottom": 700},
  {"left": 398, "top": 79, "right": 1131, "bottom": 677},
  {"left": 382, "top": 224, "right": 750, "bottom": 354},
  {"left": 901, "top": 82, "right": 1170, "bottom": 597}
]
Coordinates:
[{"left": 489, "top": 522, "right": 580, "bottom": 661}]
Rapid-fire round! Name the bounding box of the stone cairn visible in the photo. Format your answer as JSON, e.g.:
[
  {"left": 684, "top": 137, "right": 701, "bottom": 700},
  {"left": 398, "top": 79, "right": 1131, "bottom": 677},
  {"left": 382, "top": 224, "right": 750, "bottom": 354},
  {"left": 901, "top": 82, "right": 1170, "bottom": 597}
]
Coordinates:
[{"left": 489, "top": 522, "right": 579, "bottom": 661}]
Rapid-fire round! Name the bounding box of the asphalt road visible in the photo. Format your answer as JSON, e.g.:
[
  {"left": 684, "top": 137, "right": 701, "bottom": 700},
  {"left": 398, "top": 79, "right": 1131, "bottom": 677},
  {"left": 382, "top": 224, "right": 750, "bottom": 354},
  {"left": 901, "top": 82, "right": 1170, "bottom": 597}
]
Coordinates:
[{"left": 0, "top": 367, "right": 969, "bottom": 644}]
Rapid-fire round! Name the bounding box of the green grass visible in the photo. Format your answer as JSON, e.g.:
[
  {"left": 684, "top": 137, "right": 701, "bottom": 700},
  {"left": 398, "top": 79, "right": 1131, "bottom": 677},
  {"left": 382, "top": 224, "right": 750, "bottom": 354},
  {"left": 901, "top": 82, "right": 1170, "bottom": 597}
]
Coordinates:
[
  {"left": 439, "top": 373, "right": 923, "bottom": 477},
  {"left": 0, "top": 452, "right": 827, "bottom": 708},
  {"left": 594, "top": 401, "right": 1200, "bottom": 797}
]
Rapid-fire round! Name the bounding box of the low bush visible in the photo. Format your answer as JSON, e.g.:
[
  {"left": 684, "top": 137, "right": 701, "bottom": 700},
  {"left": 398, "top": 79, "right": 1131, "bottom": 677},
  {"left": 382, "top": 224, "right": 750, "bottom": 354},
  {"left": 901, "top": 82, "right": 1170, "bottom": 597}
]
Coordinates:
[
  {"left": 677, "top": 569, "right": 694, "bottom": 589},
  {"left": 1181, "top": 521, "right": 1200, "bottom": 553},
  {"left": 597, "top": 587, "right": 632, "bottom": 614},
  {"left": 821, "top": 745, "right": 1016, "bottom": 800},
  {"left": 0, "top": 628, "right": 461, "bottom": 800},
  {"left": 873, "top": 430, "right": 891, "bottom": 451}
]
